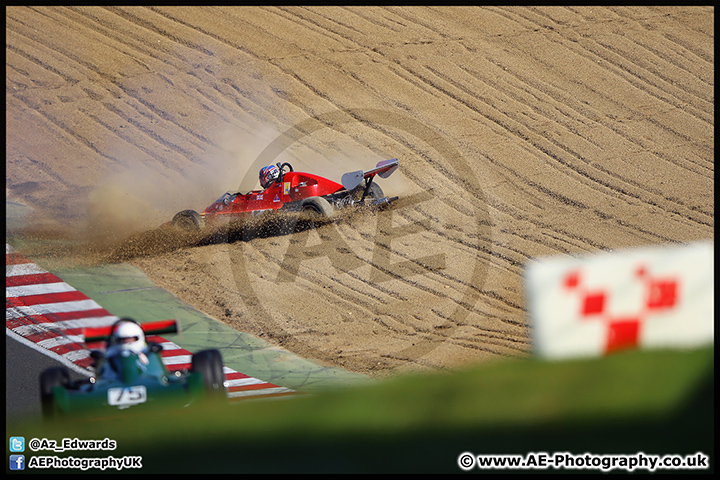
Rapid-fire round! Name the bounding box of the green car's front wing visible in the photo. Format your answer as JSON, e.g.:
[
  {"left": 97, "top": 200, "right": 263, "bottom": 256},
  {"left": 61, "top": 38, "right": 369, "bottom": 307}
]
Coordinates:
[{"left": 51, "top": 371, "right": 207, "bottom": 417}]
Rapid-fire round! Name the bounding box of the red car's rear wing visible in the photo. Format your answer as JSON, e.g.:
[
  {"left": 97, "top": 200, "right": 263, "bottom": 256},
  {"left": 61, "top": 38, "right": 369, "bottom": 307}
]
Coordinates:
[
  {"left": 364, "top": 158, "right": 399, "bottom": 179},
  {"left": 341, "top": 158, "right": 399, "bottom": 191},
  {"left": 84, "top": 319, "right": 179, "bottom": 344}
]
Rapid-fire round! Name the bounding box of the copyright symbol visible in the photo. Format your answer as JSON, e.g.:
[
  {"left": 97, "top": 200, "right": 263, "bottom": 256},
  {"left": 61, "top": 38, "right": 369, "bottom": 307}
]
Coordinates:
[
  {"left": 29, "top": 438, "right": 41, "bottom": 451},
  {"left": 458, "top": 452, "right": 476, "bottom": 471}
]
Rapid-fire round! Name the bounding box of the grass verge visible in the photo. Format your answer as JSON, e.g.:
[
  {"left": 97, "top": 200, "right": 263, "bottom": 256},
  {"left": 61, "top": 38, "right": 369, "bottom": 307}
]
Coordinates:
[{"left": 7, "top": 346, "right": 713, "bottom": 473}]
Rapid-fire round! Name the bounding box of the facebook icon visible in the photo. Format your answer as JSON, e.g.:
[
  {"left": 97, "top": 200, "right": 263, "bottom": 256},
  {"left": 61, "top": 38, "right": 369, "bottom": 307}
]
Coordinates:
[{"left": 10, "top": 455, "right": 25, "bottom": 470}]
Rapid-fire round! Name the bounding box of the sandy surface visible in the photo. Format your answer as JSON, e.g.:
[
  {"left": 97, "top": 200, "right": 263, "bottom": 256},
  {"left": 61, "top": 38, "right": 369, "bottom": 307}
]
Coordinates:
[{"left": 6, "top": 6, "right": 714, "bottom": 378}]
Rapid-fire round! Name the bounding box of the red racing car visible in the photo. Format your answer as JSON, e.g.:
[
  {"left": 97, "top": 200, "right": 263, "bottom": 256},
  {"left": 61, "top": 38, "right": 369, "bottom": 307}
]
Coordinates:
[{"left": 172, "top": 159, "right": 399, "bottom": 230}]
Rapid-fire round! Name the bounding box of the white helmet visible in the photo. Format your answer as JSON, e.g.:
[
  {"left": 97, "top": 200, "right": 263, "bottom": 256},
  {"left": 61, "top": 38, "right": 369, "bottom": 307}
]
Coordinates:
[{"left": 108, "top": 319, "right": 146, "bottom": 355}]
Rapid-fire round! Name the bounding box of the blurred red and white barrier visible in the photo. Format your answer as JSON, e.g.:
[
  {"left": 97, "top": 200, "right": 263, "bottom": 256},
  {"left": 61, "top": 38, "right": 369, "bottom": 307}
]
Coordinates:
[{"left": 525, "top": 242, "right": 714, "bottom": 359}]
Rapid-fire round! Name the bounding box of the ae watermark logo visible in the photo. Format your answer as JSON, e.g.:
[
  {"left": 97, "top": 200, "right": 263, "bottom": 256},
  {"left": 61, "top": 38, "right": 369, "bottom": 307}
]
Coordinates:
[{"left": 215, "top": 108, "right": 492, "bottom": 366}]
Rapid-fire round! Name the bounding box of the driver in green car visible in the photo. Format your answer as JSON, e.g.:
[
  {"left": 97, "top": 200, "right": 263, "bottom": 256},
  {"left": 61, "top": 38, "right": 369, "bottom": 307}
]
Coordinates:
[{"left": 93, "top": 319, "right": 151, "bottom": 380}]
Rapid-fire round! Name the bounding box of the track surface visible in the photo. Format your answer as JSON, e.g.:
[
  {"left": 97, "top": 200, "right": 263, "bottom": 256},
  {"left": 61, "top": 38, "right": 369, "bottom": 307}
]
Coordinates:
[{"left": 6, "top": 7, "right": 714, "bottom": 378}]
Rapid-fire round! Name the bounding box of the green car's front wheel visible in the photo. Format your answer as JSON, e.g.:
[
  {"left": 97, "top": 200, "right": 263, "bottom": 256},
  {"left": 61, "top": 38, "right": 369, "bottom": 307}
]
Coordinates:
[
  {"left": 39, "top": 366, "right": 70, "bottom": 419},
  {"left": 191, "top": 349, "right": 226, "bottom": 400}
]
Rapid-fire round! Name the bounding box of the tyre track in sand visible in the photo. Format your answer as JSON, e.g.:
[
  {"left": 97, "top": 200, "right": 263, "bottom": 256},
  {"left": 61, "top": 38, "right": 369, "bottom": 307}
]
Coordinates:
[
  {"left": 6, "top": 6, "right": 207, "bottom": 174},
  {"left": 6, "top": 6, "right": 714, "bottom": 377},
  {"left": 137, "top": 6, "right": 526, "bottom": 370},
  {"left": 270, "top": 7, "right": 708, "bottom": 280},
  {"left": 274, "top": 6, "right": 713, "bottom": 233}
]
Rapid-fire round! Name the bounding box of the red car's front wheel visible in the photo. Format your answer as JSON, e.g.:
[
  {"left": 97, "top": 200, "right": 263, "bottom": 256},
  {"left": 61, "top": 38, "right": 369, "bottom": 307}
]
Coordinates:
[{"left": 172, "top": 210, "right": 202, "bottom": 231}]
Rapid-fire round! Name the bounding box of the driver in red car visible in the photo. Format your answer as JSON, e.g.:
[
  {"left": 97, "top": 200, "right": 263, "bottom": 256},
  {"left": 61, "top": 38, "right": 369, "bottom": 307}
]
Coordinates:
[{"left": 259, "top": 164, "right": 280, "bottom": 190}]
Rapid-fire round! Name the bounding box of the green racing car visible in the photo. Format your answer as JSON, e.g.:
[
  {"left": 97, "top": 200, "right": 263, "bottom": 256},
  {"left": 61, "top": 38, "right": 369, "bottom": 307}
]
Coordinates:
[{"left": 39, "top": 318, "right": 226, "bottom": 419}]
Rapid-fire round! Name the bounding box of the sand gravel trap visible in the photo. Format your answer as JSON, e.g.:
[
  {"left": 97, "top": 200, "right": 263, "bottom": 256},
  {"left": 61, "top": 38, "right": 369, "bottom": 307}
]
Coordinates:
[{"left": 6, "top": 6, "right": 713, "bottom": 378}]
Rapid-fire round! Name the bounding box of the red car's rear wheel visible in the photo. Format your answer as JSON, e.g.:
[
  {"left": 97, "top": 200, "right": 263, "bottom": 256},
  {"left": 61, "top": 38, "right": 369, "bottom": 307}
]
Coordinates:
[{"left": 301, "top": 196, "right": 333, "bottom": 217}]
